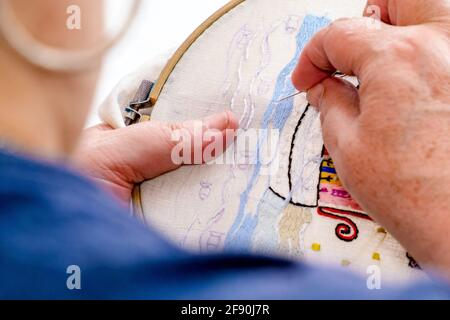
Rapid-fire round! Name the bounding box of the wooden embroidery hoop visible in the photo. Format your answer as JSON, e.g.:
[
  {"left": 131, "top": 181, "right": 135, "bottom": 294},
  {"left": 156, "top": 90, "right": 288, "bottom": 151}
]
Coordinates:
[{"left": 131, "top": 0, "right": 246, "bottom": 219}]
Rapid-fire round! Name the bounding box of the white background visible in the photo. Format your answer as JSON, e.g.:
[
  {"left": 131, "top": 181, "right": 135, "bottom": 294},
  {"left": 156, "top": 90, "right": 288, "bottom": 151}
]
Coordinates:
[{"left": 88, "top": 0, "right": 228, "bottom": 127}]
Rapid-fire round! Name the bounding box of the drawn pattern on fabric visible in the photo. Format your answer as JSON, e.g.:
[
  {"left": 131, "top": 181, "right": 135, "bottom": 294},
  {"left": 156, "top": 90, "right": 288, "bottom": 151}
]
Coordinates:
[
  {"left": 269, "top": 104, "right": 322, "bottom": 208},
  {"left": 225, "top": 15, "right": 331, "bottom": 250},
  {"left": 179, "top": 18, "right": 296, "bottom": 249}
]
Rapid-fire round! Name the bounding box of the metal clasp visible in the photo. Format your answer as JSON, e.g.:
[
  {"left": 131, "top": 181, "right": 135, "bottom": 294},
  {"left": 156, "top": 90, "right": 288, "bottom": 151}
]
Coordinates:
[{"left": 124, "top": 80, "right": 155, "bottom": 126}]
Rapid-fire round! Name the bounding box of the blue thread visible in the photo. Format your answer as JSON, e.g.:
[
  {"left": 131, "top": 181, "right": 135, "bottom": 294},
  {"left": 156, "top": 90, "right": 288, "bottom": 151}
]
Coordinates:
[
  {"left": 321, "top": 166, "right": 336, "bottom": 174},
  {"left": 225, "top": 15, "right": 331, "bottom": 250}
]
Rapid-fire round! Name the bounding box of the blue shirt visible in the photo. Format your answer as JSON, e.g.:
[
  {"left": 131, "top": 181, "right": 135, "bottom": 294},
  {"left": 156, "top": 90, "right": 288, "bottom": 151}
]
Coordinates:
[{"left": 0, "top": 149, "right": 449, "bottom": 299}]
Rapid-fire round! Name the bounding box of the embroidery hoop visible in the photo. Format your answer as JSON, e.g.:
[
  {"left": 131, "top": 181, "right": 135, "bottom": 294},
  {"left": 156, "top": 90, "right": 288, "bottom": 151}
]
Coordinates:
[
  {"left": 0, "top": 0, "right": 142, "bottom": 72},
  {"left": 127, "top": 0, "right": 422, "bottom": 281},
  {"left": 131, "top": 0, "right": 245, "bottom": 220}
]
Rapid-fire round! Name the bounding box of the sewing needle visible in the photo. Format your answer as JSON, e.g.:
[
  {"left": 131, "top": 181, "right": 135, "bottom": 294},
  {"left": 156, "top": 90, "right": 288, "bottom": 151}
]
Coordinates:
[
  {"left": 277, "top": 91, "right": 303, "bottom": 102},
  {"left": 277, "top": 71, "right": 347, "bottom": 102}
]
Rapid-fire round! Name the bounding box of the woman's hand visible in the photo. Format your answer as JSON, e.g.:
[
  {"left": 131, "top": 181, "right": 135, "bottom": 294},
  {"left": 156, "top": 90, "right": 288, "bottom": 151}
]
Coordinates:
[
  {"left": 292, "top": 0, "right": 450, "bottom": 275},
  {"left": 74, "top": 111, "right": 238, "bottom": 204}
]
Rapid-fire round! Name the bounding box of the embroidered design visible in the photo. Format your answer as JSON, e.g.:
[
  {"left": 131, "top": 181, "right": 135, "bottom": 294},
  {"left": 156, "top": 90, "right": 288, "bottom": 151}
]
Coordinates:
[
  {"left": 317, "top": 207, "right": 372, "bottom": 242},
  {"left": 278, "top": 205, "right": 313, "bottom": 256},
  {"left": 341, "top": 259, "right": 351, "bottom": 267},
  {"left": 406, "top": 252, "right": 421, "bottom": 270},
  {"left": 377, "top": 227, "right": 387, "bottom": 234},
  {"left": 319, "top": 151, "right": 363, "bottom": 211},
  {"left": 372, "top": 252, "right": 381, "bottom": 261}
]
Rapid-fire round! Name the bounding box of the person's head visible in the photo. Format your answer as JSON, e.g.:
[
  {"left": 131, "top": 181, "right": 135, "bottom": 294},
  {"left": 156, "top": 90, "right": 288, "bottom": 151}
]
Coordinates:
[{"left": 0, "top": 0, "right": 124, "bottom": 157}]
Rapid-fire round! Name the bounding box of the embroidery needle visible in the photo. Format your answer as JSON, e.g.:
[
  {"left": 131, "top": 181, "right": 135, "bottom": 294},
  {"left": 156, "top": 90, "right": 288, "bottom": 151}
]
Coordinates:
[
  {"left": 277, "top": 71, "right": 348, "bottom": 102},
  {"left": 277, "top": 71, "right": 348, "bottom": 103},
  {"left": 277, "top": 91, "right": 303, "bottom": 102}
]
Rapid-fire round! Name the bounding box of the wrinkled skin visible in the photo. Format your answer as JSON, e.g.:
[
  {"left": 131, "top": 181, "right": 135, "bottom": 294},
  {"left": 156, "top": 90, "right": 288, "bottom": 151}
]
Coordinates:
[{"left": 292, "top": 0, "right": 450, "bottom": 276}]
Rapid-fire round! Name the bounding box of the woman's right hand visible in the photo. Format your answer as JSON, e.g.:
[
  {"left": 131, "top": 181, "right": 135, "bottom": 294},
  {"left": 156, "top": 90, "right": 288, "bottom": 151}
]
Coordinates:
[{"left": 292, "top": 0, "right": 450, "bottom": 276}]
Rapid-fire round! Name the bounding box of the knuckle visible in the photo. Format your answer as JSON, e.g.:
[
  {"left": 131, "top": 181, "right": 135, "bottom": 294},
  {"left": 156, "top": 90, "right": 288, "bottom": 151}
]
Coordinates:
[
  {"left": 326, "top": 17, "right": 380, "bottom": 58},
  {"left": 361, "top": 29, "right": 427, "bottom": 70},
  {"left": 387, "top": 30, "right": 422, "bottom": 60},
  {"left": 327, "top": 18, "right": 355, "bottom": 37},
  {"left": 328, "top": 17, "right": 378, "bottom": 36}
]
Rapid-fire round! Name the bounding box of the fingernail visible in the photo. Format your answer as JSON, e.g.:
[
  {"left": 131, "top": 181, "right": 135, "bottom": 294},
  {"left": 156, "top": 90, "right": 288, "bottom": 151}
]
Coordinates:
[
  {"left": 225, "top": 110, "right": 240, "bottom": 130},
  {"left": 204, "top": 111, "right": 238, "bottom": 130},
  {"left": 307, "top": 83, "right": 325, "bottom": 108}
]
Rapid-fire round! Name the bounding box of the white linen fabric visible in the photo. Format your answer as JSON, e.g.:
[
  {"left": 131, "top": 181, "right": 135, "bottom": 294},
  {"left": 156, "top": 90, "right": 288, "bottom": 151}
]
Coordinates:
[{"left": 99, "top": 52, "right": 173, "bottom": 129}]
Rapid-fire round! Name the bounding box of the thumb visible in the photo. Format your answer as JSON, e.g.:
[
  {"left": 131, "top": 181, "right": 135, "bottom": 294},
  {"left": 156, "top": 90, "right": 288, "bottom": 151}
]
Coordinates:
[
  {"left": 124, "top": 110, "right": 239, "bottom": 183},
  {"left": 307, "top": 77, "right": 359, "bottom": 155},
  {"left": 364, "top": 0, "right": 450, "bottom": 26}
]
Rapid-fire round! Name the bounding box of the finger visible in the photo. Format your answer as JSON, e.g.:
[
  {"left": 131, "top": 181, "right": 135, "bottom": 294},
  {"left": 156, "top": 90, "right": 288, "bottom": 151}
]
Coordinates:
[
  {"left": 363, "top": 0, "right": 391, "bottom": 24},
  {"left": 364, "top": 0, "right": 450, "bottom": 26},
  {"left": 292, "top": 18, "right": 382, "bottom": 92},
  {"left": 202, "top": 110, "right": 239, "bottom": 132},
  {"left": 308, "top": 77, "right": 359, "bottom": 156},
  {"left": 203, "top": 110, "right": 239, "bottom": 160},
  {"left": 126, "top": 111, "right": 239, "bottom": 182},
  {"left": 175, "top": 111, "right": 239, "bottom": 165}
]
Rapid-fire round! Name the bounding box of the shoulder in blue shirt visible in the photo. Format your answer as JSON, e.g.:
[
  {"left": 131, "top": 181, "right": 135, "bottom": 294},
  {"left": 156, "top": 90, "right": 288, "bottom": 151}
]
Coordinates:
[{"left": 0, "top": 149, "right": 449, "bottom": 299}]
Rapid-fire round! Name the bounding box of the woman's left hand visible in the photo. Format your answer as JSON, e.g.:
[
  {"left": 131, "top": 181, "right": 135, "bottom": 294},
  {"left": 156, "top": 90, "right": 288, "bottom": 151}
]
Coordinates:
[{"left": 73, "top": 111, "right": 238, "bottom": 204}]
